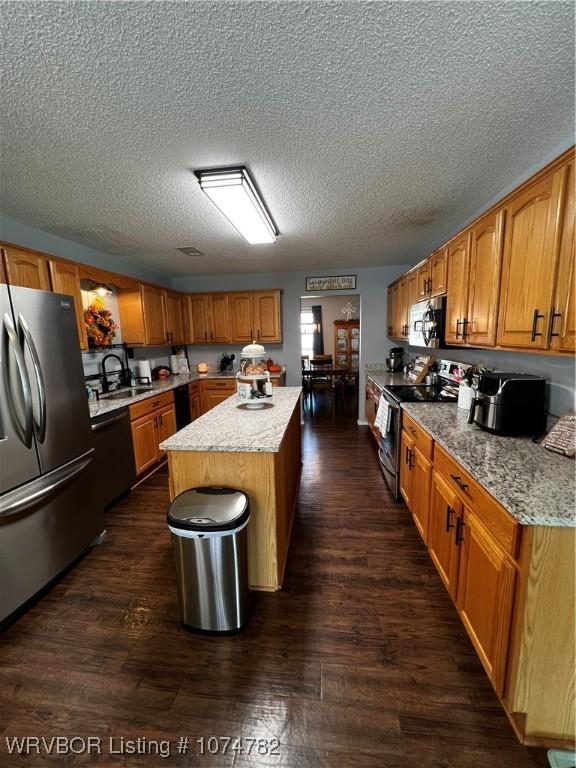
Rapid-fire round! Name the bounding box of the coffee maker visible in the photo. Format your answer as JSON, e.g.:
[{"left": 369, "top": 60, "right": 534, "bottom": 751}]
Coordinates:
[
  {"left": 385, "top": 347, "right": 404, "bottom": 373},
  {"left": 468, "top": 372, "right": 546, "bottom": 436}
]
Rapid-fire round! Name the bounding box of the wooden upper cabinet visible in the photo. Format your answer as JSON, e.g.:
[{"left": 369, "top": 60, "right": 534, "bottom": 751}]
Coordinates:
[
  {"left": 386, "top": 285, "right": 395, "bottom": 339},
  {"left": 428, "top": 471, "right": 462, "bottom": 601},
  {"left": 466, "top": 210, "right": 505, "bottom": 347},
  {"left": 550, "top": 160, "right": 575, "bottom": 352},
  {"left": 417, "top": 261, "right": 431, "bottom": 299},
  {"left": 497, "top": 168, "right": 565, "bottom": 349},
  {"left": 48, "top": 260, "right": 88, "bottom": 350},
  {"left": 407, "top": 269, "right": 418, "bottom": 310},
  {"left": 445, "top": 232, "right": 471, "bottom": 346},
  {"left": 187, "top": 295, "right": 210, "bottom": 343},
  {"left": 207, "top": 293, "right": 232, "bottom": 343},
  {"left": 395, "top": 277, "right": 409, "bottom": 340},
  {"left": 141, "top": 285, "right": 166, "bottom": 345},
  {"left": 253, "top": 290, "right": 282, "bottom": 343},
  {"left": 164, "top": 291, "right": 186, "bottom": 345},
  {"left": 118, "top": 283, "right": 167, "bottom": 346},
  {"left": 455, "top": 509, "right": 516, "bottom": 696},
  {"left": 229, "top": 292, "right": 254, "bottom": 343},
  {"left": 429, "top": 248, "right": 448, "bottom": 297},
  {"left": 2, "top": 246, "right": 51, "bottom": 290}
]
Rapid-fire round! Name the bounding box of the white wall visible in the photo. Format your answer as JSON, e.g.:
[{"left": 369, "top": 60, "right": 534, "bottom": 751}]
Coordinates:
[{"left": 173, "top": 265, "right": 409, "bottom": 421}]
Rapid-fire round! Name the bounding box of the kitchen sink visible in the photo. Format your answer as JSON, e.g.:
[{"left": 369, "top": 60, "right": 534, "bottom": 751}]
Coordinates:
[{"left": 103, "top": 387, "right": 155, "bottom": 400}]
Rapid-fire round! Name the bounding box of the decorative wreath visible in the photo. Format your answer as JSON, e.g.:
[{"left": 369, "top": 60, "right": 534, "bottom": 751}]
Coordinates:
[{"left": 85, "top": 298, "right": 118, "bottom": 347}]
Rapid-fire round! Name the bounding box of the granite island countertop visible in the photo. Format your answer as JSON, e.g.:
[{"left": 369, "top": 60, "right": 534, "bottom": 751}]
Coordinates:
[
  {"left": 88, "top": 371, "right": 284, "bottom": 419},
  {"left": 160, "top": 387, "right": 302, "bottom": 453},
  {"left": 401, "top": 402, "right": 575, "bottom": 527}
]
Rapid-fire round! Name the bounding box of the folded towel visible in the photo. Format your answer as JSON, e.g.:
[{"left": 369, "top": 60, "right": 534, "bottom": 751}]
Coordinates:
[{"left": 374, "top": 395, "right": 391, "bottom": 436}]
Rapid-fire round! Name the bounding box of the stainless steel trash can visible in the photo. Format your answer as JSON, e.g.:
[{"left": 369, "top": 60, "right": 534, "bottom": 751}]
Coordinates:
[{"left": 167, "top": 487, "right": 252, "bottom": 633}]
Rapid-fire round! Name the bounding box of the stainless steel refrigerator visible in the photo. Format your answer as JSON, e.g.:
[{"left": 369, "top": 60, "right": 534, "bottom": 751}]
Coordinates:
[{"left": 0, "top": 284, "right": 104, "bottom": 625}]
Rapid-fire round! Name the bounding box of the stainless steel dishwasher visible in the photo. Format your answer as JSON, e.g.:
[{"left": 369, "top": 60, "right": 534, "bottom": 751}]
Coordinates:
[{"left": 90, "top": 407, "right": 136, "bottom": 510}]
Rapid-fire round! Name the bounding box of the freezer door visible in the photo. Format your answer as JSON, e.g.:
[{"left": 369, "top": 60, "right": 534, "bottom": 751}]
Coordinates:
[
  {"left": 0, "top": 449, "right": 102, "bottom": 624},
  {"left": 0, "top": 285, "right": 42, "bottom": 493},
  {"left": 9, "top": 286, "right": 93, "bottom": 474}
]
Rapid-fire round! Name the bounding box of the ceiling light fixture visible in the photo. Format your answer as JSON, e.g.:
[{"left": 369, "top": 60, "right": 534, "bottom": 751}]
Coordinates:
[{"left": 194, "top": 166, "right": 278, "bottom": 245}]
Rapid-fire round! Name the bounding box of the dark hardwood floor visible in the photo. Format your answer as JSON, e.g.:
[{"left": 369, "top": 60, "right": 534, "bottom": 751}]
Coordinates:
[{"left": 0, "top": 390, "right": 548, "bottom": 767}]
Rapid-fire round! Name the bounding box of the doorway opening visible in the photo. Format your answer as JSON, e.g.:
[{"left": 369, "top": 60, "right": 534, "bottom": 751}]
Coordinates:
[{"left": 300, "top": 293, "right": 360, "bottom": 422}]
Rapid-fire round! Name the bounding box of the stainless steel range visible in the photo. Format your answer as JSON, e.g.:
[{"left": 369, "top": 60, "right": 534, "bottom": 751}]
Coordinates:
[{"left": 377, "top": 360, "right": 469, "bottom": 498}]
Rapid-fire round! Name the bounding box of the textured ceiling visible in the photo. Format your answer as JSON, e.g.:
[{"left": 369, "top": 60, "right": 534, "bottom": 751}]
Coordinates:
[{"left": 1, "top": 1, "right": 574, "bottom": 276}]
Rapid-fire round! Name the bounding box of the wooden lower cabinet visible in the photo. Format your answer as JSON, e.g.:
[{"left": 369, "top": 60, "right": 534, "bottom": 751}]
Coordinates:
[
  {"left": 428, "top": 471, "right": 462, "bottom": 600},
  {"left": 399, "top": 430, "right": 432, "bottom": 543},
  {"left": 410, "top": 447, "right": 432, "bottom": 542},
  {"left": 131, "top": 414, "right": 159, "bottom": 475},
  {"left": 396, "top": 415, "right": 574, "bottom": 748},
  {"left": 200, "top": 379, "right": 236, "bottom": 415},
  {"left": 129, "top": 392, "right": 176, "bottom": 475},
  {"left": 455, "top": 508, "right": 516, "bottom": 696},
  {"left": 189, "top": 382, "right": 201, "bottom": 420}
]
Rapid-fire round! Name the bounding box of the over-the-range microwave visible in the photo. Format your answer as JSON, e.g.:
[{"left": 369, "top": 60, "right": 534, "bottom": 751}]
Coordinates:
[{"left": 408, "top": 296, "right": 447, "bottom": 349}]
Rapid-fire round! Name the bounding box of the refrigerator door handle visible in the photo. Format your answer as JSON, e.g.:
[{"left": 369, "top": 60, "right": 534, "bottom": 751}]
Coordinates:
[
  {"left": 17, "top": 313, "right": 47, "bottom": 443},
  {"left": 0, "top": 449, "right": 94, "bottom": 520},
  {"left": 2, "top": 312, "right": 33, "bottom": 448}
]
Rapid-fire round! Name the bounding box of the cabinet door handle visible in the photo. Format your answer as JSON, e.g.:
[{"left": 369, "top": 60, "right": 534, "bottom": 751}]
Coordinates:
[
  {"left": 409, "top": 427, "right": 417, "bottom": 437},
  {"left": 450, "top": 473, "right": 469, "bottom": 494},
  {"left": 547, "top": 306, "right": 561, "bottom": 344},
  {"left": 427, "top": 277, "right": 432, "bottom": 294},
  {"left": 461, "top": 318, "right": 469, "bottom": 340},
  {"left": 204, "top": 331, "right": 207, "bottom": 341},
  {"left": 257, "top": 329, "right": 260, "bottom": 339},
  {"left": 455, "top": 319, "right": 463, "bottom": 339},
  {"left": 531, "top": 308, "right": 545, "bottom": 342},
  {"left": 455, "top": 516, "right": 465, "bottom": 545},
  {"left": 159, "top": 414, "right": 163, "bottom": 426},
  {"left": 154, "top": 416, "right": 158, "bottom": 427},
  {"left": 445, "top": 506, "right": 455, "bottom": 532}
]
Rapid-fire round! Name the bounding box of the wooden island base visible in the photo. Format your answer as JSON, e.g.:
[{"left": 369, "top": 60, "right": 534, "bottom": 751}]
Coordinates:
[{"left": 167, "top": 403, "right": 302, "bottom": 591}]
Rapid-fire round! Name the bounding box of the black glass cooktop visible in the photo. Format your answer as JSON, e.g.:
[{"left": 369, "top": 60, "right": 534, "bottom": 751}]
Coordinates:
[{"left": 384, "top": 385, "right": 458, "bottom": 403}]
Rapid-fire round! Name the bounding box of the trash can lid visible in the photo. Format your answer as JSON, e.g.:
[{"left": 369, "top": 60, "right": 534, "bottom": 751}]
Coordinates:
[{"left": 167, "top": 487, "right": 249, "bottom": 532}]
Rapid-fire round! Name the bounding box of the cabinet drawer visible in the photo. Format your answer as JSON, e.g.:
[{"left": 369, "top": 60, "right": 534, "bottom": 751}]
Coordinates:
[
  {"left": 402, "top": 412, "right": 433, "bottom": 460},
  {"left": 203, "top": 379, "right": 236, "bottom": 392},
  {"left": 129, "top": 390, "right": 175, "bottom": 421},
  {"left": 434, "top": 444, "right": 519, "bottom": 558}
]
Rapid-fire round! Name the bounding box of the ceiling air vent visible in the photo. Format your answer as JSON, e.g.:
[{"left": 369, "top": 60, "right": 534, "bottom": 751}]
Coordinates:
[{"left": 177, "top": 246, "right": 204, "bottom": 257}]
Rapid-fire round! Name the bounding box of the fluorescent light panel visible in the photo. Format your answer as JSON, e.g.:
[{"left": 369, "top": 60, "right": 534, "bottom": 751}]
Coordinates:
[{"left": 195, "top": 167, "right": 277, "bottom": 244}]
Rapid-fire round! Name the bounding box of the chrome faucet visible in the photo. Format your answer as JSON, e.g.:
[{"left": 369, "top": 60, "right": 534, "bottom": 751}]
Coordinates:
[{"left": 101, "top": 353, "right": 129, "bottom": 394}]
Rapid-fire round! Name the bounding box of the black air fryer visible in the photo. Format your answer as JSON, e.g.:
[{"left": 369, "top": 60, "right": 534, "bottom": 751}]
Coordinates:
[{"left": 468, "top": 372, "right": 546, "bottom": 436}]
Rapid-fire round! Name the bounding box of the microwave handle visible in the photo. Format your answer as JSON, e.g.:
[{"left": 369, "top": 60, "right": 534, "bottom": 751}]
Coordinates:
[{"left": 468, "top": 396, "right": 480, "bottom": 424}]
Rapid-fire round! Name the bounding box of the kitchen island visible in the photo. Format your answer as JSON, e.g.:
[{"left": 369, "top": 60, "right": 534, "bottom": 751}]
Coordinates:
[{"left": 160, "top": 387, "right": 303, "bottom": 591}]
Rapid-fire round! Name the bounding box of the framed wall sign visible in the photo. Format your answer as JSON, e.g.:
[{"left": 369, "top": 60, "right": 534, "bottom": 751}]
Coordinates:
[{"left": 306, "top": 275, "right": 357, "bottom": 292}]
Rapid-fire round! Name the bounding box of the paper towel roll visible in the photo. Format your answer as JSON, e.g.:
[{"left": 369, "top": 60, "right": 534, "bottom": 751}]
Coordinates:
[
  {"left": 169, "top": 355, "right": 179, "bottom": 373},
  {"left": 139, "top": 360, "right": 151, "bottom": 383}
]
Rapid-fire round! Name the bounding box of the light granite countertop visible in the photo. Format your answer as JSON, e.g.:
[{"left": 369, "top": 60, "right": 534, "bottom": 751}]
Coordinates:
[
  {"left": 89, "top": 371, "right": 283, "bottom": 419},
  {"left": 160, "top": 387, "right": 303, "bottom": 453},
  {"left": 401, "top": 402, "right": 575, "bottom": 527}
]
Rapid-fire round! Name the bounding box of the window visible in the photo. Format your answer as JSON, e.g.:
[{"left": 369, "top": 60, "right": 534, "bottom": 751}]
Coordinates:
[{"left": 301, "top": 309, "right": 316, "bottom": 357}]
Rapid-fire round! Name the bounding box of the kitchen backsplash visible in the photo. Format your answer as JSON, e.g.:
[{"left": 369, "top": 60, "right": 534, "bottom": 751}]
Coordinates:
[{"left": 406, "top": 343, "right": 575, "bottom": 418}]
